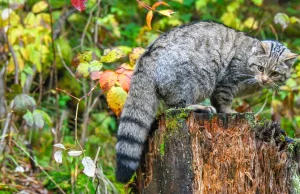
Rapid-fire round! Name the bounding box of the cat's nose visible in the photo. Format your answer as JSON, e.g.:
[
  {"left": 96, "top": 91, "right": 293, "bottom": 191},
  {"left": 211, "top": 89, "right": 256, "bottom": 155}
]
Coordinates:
[{"left": 262, "top": 75, "right": 268, "bottom": 84}]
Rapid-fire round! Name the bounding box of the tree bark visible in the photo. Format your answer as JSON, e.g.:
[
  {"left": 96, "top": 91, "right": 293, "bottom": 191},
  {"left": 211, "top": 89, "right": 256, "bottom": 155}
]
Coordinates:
[{"left": 133, "top": 109, "right": 300, "bottom": 194}]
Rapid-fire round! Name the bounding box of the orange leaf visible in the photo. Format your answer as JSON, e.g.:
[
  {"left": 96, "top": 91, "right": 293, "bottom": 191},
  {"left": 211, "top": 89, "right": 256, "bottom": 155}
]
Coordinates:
[
  {"left": 106, "top": 86, "right": 128, "bottom": 117},
  {"left": 90, "top": 71, "right": 102, "bottom": 80},
  {"left": 146, "top": 10, "right": 153, "bottom": 30},
  {"left": 99, "top": 70, "right": 118, "bottom": 92},
  {"left": 151, "top": 1, "right": 170, "bottom": 10},
  {"left": 117, "top": 71, "right": 133, "bottom": 92},
  {"left": 116, "top": 63, "right": 135, "bottom": 74},
  {"left": 158, "top": 9, "right": 175, "bottom": 17}
]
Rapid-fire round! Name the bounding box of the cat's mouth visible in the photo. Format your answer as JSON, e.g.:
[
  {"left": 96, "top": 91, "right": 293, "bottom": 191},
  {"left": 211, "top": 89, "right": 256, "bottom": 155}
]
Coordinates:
[{"left": 255, "top": 75, "right": 271, "bottom": 86}]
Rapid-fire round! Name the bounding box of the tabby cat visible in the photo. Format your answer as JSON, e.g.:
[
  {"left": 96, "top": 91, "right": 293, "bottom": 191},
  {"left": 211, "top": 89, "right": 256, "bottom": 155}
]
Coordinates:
[{"left": 115, "top": 21, "right": 298, "bottom": 183}]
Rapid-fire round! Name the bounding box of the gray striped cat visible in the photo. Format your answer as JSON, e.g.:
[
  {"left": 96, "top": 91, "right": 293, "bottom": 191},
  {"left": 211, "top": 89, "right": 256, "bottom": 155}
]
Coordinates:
[{"left": 116, "top": 21, "right": 298, "bottom": 183}]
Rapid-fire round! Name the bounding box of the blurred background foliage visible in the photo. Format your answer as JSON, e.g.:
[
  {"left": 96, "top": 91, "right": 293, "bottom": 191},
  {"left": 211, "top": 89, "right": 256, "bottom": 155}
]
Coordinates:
[{"left": 0, "top": 0, "right": 300, "bottom": 193}]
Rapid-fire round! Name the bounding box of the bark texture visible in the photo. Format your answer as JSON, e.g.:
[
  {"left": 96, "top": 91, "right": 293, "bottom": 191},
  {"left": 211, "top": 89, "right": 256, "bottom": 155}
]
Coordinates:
[{"left": 133, "top": 109, "right": 300, "bottom": 194}]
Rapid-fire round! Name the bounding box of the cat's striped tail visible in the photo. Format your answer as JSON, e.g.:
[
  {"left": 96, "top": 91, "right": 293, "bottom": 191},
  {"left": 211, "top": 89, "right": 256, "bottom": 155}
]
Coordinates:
[{"left": 115, "top": 58, "right": 158, "bottom": 183}]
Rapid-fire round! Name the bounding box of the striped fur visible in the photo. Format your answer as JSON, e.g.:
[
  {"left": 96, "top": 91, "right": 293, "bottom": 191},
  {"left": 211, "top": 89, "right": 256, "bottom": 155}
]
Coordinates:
[{"left": 116, "top": 21, "right": 298, "bottom": 183}]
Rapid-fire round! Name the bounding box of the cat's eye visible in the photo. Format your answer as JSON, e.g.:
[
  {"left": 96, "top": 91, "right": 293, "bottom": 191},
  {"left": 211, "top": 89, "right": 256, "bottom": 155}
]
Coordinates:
[
  {"left": 271, "top": 72, "right": 280, "bottom": 77},
  {"left": 257, "top": 66, "right": 264, "bottom": 72}
]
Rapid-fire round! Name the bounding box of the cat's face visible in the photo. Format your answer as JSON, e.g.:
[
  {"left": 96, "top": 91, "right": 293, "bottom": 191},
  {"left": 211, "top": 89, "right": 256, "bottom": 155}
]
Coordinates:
[{"left": 248, "top": 41, "right": 298, "bottom": 88}]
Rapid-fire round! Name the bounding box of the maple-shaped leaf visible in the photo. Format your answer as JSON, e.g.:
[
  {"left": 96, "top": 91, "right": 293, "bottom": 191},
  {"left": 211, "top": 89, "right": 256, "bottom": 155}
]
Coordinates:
[
  {"left": 107, "top": 86, "right": 128, "bottom": 117},
  {"left": 71, "top": 0, "right": 87, "bottom": 12},
  {"left": 99, "top": 70, "right": 118, "bottom": 92}
]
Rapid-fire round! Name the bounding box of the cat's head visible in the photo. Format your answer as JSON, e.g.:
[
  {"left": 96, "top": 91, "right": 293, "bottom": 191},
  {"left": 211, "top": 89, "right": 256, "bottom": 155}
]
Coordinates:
[{"left": 248, "top": 40, "right": 298, "bottom": 87}]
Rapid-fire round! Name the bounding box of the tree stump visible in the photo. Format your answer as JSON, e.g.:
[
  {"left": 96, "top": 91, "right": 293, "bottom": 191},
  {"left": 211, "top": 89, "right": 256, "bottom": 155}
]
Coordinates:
[{"left": 134, "top": 109, "right": 300, "bottom": 194}]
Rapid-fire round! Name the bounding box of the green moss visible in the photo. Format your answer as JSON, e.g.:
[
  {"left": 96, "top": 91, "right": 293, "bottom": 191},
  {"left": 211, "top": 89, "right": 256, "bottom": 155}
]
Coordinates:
[
  {"left": 159, "top": 138, "right": 165, "bottom": 156},
  {"left": 244, "top": 113, "right": 256, "bottom": 127},
  {"left": 165, "top": 108, "right": 192, "bottom": 130},
  {"left": 288, "top": 139, "right": 300, "bottom": 153}
]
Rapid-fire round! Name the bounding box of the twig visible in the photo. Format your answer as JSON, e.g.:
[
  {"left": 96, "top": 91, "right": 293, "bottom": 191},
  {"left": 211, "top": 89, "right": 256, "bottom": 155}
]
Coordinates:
[
  {"left": 0, "top": 102, "right": 13, "bottom": 154},
  {"left": 80, "top": 4, "right": 98, "bottom": 51},
  {"left": 13, "top": 140, "right": 66, "bottom": 194},
  {"left": 5, "top": 35, "right": 19, "bottom": 84},
  {"left": 94, "top": 0, "right": 102, "bottom": 46},
  {"left": 269, "top": 24, "right": 278, "bottom": 41},
  {"left": 54, "top": 8, "right": 77, "bottom": 39},
  {"left": 56, "top": 44, "right": 78, "bottom": 79}
]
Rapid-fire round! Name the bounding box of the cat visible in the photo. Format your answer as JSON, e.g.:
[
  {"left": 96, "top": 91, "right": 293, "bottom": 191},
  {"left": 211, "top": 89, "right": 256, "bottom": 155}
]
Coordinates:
[{"left": 115, "top": 21, "right": 298, "bottom": 183}]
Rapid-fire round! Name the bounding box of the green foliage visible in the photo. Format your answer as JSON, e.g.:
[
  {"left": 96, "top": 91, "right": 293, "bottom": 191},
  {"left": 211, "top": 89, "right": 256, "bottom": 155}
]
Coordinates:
[{"left": 1, "top": 0, "right": 300, "bottom": 193}]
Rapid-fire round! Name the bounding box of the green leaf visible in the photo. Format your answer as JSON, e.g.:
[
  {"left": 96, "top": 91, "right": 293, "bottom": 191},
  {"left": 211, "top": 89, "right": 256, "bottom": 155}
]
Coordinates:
[
  {"left": 100, "top": 48, "right": 126, "bottom": 63},
  {"left": 33, "top": 110, "right": 45, "bottom": 129},
  {"left": 12, "top": 94, "right": 36, "bottom": 116},
  {"left": 252, "top": 0, "right": 263, "bottom": 6},
  {"left": 23, "top": 111, "right": 34, "bottom": 127},
  {"left": 32, "top": 1, "right": 48, "bottom": 13},
  {"left": 274, "top": 13, "right": 290, "bottom": 30},
  {"left": 75, "top": 60, "right": 103, "bottom": 78}
]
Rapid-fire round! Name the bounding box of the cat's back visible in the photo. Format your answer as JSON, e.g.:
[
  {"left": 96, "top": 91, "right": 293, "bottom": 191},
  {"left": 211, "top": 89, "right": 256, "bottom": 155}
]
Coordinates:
[{"left": 148, "top": 21, "right": 236, "bottom": 49}]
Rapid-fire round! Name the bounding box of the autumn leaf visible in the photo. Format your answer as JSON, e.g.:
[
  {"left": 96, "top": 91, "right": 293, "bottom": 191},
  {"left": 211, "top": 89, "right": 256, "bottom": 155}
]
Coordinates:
[
  {"left": 32, "top": 1, "right": 48, "bottom": 13},
  {"left": 129, "top": 47, "right": 145, "bottom": 66},
  {"left": 146, "top": 10, "right": 153, "bottom": 30},
  {"left": 158, "top": 9, "right": 175, "bottom": 17},
  {"left": 100, "top": 48, "right": 126, "bottom": 63},
  {"left": 107, "top": 86, "right": 128, "bottom": 116},
  {"left": 151, "top": 1, "right": 170, "bottom": 10},
  {"left": 99, "top": 70, "right": 118, "bottom": 92},
  {"left": 117, "top": 73, "right": 132, "bottom": 92},
  {"left": 71, "top": 0, "right": 87, "bottom": 12},
  {"left": 90, "top": 71, "right": 102, "bottom": 80},
  {"left": 75, "top": 60, "right": 103, "bottom": 78}
]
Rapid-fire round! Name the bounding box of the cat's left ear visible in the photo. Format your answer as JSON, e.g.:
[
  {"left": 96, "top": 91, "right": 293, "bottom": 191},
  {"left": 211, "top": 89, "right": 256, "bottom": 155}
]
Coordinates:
[
  {"left": 284, "top": 53, "right": 298, "bottom": 67},
  {"left": 252, "top": 41, "right": 268, "bottom": 55},
  {"left": 260, "top": 42, "right": 269, "bottom": 54}
]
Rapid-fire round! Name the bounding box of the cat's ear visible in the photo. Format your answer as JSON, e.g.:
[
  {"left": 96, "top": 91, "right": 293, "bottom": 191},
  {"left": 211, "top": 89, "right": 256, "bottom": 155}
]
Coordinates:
[
  {"left": 284, "top": 53, "right": 298, "bottom": 67},
  {"left": 260, "top": 42, "right": 269, "bottom": 54},
  {"left": 251, "top": 41, "right": 267, "bottom": 55}
]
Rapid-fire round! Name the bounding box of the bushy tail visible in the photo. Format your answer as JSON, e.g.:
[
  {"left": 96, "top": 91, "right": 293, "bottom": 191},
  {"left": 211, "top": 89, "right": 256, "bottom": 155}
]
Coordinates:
[{"left": 115, "top": 59, "right": 158, "bottom": 183}]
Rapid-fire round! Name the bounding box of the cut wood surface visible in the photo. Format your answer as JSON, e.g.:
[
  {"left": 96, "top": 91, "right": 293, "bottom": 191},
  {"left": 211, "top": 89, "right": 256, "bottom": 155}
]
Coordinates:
[{"left": 133, "top": 109, "right": 300, "bottom": 194}]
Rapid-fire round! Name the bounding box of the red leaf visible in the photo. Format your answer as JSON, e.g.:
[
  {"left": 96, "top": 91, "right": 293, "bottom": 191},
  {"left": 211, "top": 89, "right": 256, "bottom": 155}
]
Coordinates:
[
  {"left": 71, "top": 0, "right": 87, "bottom": 12},
  {"left": 99, "top": 71, "right": 118, "bottom": 92}
]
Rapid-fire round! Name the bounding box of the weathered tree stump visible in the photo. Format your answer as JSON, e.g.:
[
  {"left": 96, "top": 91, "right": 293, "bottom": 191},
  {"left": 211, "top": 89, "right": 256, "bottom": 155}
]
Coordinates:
[{"left": 134, "top": 109, "right": 300, "bottom": 194}]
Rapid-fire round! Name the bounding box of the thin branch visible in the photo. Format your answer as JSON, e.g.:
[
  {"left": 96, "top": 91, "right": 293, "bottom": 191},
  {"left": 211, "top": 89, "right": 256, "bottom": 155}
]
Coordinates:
[
  {"left": 80, "top": 4, "right": 98, "bottom": 51},
  {"left": 94, "top": 0, "right": 102, "bottom": 47},
  {"left": 5, "top": 35, "right": 19, "bottom": 84}
]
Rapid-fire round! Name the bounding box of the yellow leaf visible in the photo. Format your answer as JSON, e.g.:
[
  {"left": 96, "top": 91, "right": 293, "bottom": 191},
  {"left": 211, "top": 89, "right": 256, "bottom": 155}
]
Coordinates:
[
  {"left": 243, "top": 17, "right": 258, "bottom": 29},
  {"left": 152, "top": 2, "right": 170, "bottom": 10},
  {"left": 32, "top": 1, "right": 48, "bottom": 13},
  {"left": 129, "top": 47, "right": 145, "bottom": 66},
  {"left": 157, "top": 9, "right": 175, "bottom": 17},
  {"left": 24, "top": 12, "right": 36, "bottom": 27},
  {"left": 146, "top": 10, "right": 153, "bottom": 30},
  {"left": 106, "top": 86, "right": 128, "bottom": 117},
  {"left": 100, "top": 48, "right": 126, "bottom": 63}
]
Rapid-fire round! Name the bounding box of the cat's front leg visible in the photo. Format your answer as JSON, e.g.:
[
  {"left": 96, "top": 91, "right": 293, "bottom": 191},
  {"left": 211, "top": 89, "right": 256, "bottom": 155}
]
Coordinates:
[{"left": 210, "top": 84, "right": 237, "bottom": 114}]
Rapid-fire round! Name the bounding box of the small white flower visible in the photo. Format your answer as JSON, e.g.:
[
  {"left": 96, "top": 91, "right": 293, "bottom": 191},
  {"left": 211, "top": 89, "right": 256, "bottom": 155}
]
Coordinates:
[{"left": 1, "top": 8, "right": 12, "bottom": 20}]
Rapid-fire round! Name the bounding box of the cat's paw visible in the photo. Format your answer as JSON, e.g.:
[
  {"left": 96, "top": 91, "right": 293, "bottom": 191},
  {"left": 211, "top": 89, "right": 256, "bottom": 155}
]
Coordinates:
[{"left": 187, "top": 104, "right": 217, "bottom": 114}]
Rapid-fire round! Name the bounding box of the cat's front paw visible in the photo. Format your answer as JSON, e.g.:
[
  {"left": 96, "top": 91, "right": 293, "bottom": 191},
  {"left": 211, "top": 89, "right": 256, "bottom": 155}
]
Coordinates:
[{"left": 187, "top": 104, "right": 217, "bottom": 114}]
